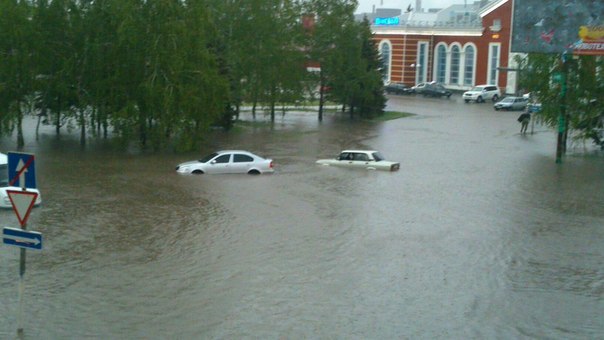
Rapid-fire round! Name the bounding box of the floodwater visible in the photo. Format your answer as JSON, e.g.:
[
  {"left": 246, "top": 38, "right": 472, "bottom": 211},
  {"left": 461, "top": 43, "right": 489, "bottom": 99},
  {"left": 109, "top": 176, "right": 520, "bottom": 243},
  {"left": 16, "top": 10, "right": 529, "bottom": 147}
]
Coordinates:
[{"left": 1, "top": 95, "right": 603, "bottom": 339}]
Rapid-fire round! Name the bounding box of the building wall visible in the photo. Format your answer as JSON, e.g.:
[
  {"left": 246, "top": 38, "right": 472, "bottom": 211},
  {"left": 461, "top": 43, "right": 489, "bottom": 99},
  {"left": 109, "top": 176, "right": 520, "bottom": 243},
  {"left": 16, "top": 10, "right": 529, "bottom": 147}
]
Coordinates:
[
  {"left": 375, "top": 34, "right": 430, "bottom": 85},
  {"left": 373, "top": 0, "right": 516, "bottom": 93}
]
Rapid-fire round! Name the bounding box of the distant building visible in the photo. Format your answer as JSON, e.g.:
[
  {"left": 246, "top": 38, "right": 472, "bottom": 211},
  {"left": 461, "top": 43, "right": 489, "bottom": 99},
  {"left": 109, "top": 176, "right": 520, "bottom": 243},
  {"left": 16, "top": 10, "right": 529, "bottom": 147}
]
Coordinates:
[{"left": 358, "top": 0, "right": 521, "bottom": 94}]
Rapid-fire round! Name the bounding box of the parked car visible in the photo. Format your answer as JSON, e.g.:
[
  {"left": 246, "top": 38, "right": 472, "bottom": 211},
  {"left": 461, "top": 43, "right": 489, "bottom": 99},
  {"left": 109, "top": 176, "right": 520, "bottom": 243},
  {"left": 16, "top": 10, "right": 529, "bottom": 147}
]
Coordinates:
[
  {"left": 493, "top": 96, "right": 528, "bottom": 111},
  {"left": 420, "top": 83, "right": 452, "bottom": 98},
  {"left": 411, "top": 82, "right": 432, "bottom": 94},
  {"left": 175, "top": 150, "right": 274, "bottom": 175},
  {"left": 463, "top": 85, "right": 500, "bottom": 103},
  {"left": 527, "top": 102, "right": 542, "bottom": 113},
  {"left": 316, "top": 150, "right": 400, "bottom": 171},
  {"left": 385, "top": 83, "right": 412, "bottom": 95},
  {"left": 0, "top": 152, "right": 42, "bottom": 208}
]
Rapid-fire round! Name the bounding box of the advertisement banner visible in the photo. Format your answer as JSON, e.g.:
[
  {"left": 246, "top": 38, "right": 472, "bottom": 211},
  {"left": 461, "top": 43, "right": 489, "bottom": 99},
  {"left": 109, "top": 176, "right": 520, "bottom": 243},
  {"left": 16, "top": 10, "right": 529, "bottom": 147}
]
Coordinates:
[{"left": 511, "top": 0, "right": 604, "bottom": 55}]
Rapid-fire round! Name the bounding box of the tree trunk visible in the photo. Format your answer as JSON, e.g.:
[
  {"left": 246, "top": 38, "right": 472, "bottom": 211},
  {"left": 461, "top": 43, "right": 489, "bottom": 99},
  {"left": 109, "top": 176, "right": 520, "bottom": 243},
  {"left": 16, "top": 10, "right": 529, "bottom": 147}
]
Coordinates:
[
  {"left": 16, "top": 106, "right": 24, "bottom": 149},
  {"left": 252, "top": 100, "right": 257, "bottom": 119},
  {"left": 79, "top": 110, "right": 86, "bottom": 148},
  {"left": 318, "top": 70, "right": 325, "bottom": 122},
  {"left": 55, "top": 97, "right": 62, "bottom": 135},
  {"left": 35, "top": 107, "right": 46, "bottom": 141}
]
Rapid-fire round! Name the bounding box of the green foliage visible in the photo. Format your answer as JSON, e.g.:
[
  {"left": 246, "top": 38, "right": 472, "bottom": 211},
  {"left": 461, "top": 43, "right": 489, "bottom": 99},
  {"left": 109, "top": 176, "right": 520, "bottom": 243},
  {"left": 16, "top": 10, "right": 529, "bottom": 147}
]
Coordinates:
[
  {"left": 0, "top": 0, "right": 36, "bottom": 146},
  {"left": 517, "top": 53, "right": 604, "bottom": 148},
  {"left": 0, "top": 0, "right": 389, "bottom": 150},
  {"left": 304, "top": 1, "right": 384, "bottom": 119}
]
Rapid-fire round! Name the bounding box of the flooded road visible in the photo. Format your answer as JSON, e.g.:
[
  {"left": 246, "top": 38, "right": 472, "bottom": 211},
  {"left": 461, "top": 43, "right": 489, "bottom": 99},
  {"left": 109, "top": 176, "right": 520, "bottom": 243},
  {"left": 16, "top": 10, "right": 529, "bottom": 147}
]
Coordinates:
[{"left": 1, "top": 95, "right": 603, "bottom": 339}]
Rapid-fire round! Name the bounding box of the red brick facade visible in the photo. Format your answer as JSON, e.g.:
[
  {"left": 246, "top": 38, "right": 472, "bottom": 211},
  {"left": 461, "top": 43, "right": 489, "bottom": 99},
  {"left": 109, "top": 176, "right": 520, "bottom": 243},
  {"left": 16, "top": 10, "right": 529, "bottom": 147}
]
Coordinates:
[{"left": 372, "top": 0, "right": 515, "bottom": 93}]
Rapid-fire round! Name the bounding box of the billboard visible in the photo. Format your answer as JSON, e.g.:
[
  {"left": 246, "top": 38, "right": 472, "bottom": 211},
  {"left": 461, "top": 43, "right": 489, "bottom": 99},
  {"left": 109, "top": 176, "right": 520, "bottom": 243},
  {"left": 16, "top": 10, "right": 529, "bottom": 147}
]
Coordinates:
[{"left": 511, "top": 0, "right": 604, "bottom": 55}]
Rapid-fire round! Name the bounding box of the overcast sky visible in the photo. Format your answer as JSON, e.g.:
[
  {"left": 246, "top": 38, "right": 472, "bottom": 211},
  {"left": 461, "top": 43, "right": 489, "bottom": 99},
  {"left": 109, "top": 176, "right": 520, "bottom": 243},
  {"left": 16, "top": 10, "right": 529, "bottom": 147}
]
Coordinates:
[{"left": 356, "top": 0, "right": 465, "bottom": 14}]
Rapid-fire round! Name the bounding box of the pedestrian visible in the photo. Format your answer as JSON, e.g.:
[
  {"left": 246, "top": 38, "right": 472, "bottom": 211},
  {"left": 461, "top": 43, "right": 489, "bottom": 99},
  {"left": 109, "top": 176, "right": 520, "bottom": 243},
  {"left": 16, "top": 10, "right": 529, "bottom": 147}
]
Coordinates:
[{"left": 518, "top": 112, "right": 531, "bottom": 134}]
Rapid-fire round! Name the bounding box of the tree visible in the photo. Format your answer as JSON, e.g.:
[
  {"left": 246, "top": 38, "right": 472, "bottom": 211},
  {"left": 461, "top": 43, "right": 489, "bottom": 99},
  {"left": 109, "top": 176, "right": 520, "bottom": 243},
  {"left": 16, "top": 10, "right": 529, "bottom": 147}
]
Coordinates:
[
  {"left": 303, "top": 0, "right": 357, "bottom": 121},
  {"left": 305, "top": 0, "right": 384, "bottom": 120},
  {"left": 517, "top": 53, "right": 604, "bottom": 150},
  {"left": 0, "top": 0, "right": 36, "bottom": 148},
  {"left": 354, "top": 17, "right": 386, "bottom": 118},
  {"left": 32, "top": 0, "right": 79, "bottom": 137}
]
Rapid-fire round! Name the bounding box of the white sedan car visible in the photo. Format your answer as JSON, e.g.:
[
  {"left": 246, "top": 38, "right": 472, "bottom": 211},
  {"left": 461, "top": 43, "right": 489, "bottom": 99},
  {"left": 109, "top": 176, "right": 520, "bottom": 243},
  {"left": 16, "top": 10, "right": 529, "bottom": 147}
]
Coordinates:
[
  {"left": 0, "top": 152, "right": 42, "bottom": 208},
  {"left": 175, "top": 150, "right": 274, "bottom": 175},
  {"left": 316, "top": 150, "right": 400, "bottom": 171}
]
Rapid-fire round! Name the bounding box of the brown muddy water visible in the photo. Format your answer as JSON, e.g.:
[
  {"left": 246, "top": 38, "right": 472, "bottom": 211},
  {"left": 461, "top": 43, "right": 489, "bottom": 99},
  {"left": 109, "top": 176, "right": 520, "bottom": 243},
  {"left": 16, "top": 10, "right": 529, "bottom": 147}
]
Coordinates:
[{"left": 1, "top": 95, "right": 603, "bottom": 339}]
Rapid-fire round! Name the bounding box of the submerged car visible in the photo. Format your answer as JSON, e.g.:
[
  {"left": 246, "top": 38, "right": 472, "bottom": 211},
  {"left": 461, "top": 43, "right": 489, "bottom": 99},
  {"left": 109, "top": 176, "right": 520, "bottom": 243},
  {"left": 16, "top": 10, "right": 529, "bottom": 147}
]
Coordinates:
[
  {"left": 176, "top": 150, "right": 274, "bottom": 175},
  {"left": 0, "top": 152, "right": 42, "bottom": 208},
  {"left": 385, "top": 83, "right": 412, "bottom": 95},
  {"left": 316, "top": 150, "right": 400, "bottom": 171},
  {"left": 494, "top": 96, "right": 528, "bottom": 111}
]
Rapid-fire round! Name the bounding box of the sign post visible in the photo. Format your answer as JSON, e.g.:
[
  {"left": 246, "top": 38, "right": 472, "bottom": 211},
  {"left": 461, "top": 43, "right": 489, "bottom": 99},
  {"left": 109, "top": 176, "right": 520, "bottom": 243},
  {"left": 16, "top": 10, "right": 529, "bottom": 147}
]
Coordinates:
[{"left": 4, "top": 151, "right": 41, "bottom": 336}]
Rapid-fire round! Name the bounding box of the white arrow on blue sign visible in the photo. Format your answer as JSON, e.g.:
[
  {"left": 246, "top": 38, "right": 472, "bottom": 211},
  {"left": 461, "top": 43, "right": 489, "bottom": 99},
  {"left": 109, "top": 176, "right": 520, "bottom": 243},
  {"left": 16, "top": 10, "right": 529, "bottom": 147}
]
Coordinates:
[
  {"left": 3, "top": 227, "right": 42, "bottom": 250},
  {"left": 7, "top": 152, "right": 36, "bottom": 189}
]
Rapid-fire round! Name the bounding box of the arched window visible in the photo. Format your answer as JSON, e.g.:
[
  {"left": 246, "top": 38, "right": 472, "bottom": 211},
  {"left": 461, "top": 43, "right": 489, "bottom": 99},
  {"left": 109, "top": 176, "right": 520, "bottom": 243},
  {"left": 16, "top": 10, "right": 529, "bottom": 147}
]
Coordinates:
[
  {"left": 416, "top": 41, "right": 429, "bottom": 84},
  {"left": 435, "top": 44, "right": 447, "bottom": 83},
  {"left": 379, "top": 41, "right": 391, "bottom": 83},
  {"left": 463, "top": 45, "right": 475, "bottom": 86},
  {"left": 450, "top": 45, "right": 461, "bottom": 85}
]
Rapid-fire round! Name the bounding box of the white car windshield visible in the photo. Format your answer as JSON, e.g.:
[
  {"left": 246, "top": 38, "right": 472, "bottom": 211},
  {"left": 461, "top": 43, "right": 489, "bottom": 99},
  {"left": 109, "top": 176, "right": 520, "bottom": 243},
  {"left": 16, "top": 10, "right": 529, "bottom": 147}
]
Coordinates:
[
  {"left": 372, "top": 152, "right": 385, "bottom": 161},
  {"left": 199, "top": 152, "right": 219, "bottom": 163},
  {"left": 470, "top": 87, "right": 484, "bottom": 91}
]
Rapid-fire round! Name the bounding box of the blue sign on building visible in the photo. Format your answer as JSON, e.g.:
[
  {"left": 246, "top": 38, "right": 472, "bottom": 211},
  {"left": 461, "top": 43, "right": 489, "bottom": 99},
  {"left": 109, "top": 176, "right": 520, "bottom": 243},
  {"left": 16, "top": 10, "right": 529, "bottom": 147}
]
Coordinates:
[{"left": 374, "top": 17, "right": 400, "bottom": 26}]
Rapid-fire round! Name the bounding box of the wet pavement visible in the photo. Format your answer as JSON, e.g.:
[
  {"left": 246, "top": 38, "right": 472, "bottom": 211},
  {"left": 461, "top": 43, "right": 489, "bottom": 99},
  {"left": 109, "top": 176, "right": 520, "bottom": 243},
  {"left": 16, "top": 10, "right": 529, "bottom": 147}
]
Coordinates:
[{"left": 1, "top": 94, "right": 603, "bottom": 338}]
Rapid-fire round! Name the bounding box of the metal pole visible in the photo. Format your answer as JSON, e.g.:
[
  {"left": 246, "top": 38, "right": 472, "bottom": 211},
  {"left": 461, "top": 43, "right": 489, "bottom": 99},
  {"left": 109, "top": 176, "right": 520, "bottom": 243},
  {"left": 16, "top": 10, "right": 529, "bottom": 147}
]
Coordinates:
[
  {"left": 555, "top": 57, "right": 568, "bottom": 164},
  {"left": 17, "top": 247, "right": 26, "bottom": 336},
  {"left": 17, "top": 186, "right": 28, "bottom": 336}
]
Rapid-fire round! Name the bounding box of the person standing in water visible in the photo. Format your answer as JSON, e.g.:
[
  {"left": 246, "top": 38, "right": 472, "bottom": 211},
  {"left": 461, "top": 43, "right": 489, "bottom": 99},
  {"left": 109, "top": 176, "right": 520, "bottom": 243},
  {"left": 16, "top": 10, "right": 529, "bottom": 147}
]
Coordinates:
[{"left": 518, "top": 112, "right": 531, "bottom": 134}]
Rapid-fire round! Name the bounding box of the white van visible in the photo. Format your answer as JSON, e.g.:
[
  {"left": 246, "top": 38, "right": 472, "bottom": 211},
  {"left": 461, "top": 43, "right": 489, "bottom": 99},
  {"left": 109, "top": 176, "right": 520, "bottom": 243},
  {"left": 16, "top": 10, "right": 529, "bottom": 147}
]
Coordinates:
[{"left": 0, "top": 152, "right": 42, "bottom": 208}]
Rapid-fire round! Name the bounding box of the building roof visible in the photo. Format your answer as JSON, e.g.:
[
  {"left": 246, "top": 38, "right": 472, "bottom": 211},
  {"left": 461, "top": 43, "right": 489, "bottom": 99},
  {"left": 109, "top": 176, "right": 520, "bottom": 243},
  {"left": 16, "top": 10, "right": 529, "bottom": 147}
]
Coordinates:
[
  {"left": 478, "top": 0, "right": 509, "bottom": 17},
  {"left": 359, "top": 0, "right": 503, "bottom": 31}
]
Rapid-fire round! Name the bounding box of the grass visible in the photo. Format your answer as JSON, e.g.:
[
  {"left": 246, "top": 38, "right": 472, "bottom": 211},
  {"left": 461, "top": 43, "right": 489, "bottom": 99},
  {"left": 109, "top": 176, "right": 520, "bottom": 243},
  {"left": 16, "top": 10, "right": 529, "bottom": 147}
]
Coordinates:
[
  {"left": 232, "top": 108, "right": 413, "bottom": 129},
  {"left": 367, "top": 111, "right": 415, "bottom": 122}
]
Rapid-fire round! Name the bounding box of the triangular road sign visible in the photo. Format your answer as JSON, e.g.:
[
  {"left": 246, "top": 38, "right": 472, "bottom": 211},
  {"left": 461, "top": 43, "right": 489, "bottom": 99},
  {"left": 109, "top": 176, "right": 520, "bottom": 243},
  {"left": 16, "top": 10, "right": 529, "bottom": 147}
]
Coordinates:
[{"left": 6, "top": 190, "right": 38, "bottom": 227}]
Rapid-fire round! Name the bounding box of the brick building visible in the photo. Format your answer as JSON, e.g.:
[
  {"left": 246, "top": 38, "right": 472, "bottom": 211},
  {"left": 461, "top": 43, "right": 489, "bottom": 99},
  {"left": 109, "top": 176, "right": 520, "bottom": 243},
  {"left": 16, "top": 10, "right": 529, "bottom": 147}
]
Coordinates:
[{"left": 358, "top": 0, "right": 520, "bottom": 94}]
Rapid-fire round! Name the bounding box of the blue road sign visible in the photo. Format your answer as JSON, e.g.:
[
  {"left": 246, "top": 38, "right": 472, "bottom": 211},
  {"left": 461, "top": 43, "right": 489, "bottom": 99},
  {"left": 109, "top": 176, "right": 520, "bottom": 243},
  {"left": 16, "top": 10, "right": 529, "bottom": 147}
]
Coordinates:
[
  {"left": 3, "top": 227, "right": 42, "bottom": 250},
  {"left": 7, "top": 152, "right": 36, "bottom": 189}
]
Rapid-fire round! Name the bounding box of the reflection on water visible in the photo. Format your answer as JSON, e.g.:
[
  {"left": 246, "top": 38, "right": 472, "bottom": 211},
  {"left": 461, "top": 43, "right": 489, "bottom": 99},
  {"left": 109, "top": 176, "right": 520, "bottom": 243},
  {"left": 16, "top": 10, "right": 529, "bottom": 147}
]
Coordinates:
[{"left": 1, "top": 101, "right": 603, "bottom": 338}]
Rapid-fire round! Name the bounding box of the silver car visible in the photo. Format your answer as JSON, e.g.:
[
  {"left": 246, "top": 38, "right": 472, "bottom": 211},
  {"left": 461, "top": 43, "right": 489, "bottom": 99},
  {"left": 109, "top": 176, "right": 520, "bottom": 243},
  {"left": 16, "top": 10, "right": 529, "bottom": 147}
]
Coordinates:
[
  {"left": 176, "top": 150, "right": 274, "bottom": 175},
  {"left": 494, "top": 96, "right": 528, "bottom": 111}
]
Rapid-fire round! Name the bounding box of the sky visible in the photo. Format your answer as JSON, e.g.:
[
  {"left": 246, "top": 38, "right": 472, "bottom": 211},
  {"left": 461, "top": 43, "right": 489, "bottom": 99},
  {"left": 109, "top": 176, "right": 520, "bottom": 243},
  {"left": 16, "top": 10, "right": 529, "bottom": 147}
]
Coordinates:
[{"left": 356, "top": 0, "right": 464, "bottom": 14}]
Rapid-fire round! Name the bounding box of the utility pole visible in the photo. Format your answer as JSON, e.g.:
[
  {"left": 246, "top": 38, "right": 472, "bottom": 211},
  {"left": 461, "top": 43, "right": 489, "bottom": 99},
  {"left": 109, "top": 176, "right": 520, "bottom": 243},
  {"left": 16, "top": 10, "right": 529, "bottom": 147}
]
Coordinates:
[{"left": 555, "top": 54, "right": 569, "bottom": 163}]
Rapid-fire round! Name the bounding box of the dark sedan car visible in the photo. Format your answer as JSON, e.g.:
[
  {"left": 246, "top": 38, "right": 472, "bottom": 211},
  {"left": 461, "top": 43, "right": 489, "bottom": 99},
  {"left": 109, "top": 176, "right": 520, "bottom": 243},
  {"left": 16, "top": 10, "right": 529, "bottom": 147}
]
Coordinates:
[
  {"left": 385, "top": 83, "right": 412, "bottom": 95},
  {"left": 420, "top": 83, "right": 452, "bottom": 98}
]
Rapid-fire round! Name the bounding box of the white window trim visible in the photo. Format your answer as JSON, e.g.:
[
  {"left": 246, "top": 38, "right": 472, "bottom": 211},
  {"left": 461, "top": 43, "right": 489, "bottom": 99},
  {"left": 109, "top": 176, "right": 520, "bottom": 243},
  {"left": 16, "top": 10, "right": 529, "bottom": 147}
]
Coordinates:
[
  {"left": 487, "top": 42, "right": 501, "bottom": 86},
  {"left": 462, "top": 43, "right": 477, "bottom": 87},
  {"left": 416, "top": 41, "right": 429, "bottom": 84},
  {"left": 379, "top": 40, "right": 393, "bottom": 84},
  {"left": 433, "top": 42, "right": 448, "bottom": 84},
  {"left": 449, "top": 43, "right": 462, "bottom": 86}
]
